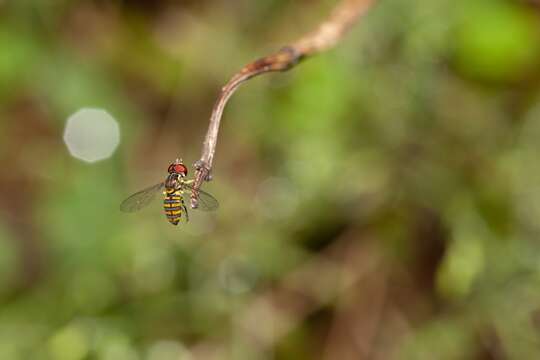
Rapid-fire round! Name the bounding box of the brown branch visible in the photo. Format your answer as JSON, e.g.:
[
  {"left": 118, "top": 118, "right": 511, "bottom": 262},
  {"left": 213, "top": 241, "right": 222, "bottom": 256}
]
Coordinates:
[{"left": 191, "top": 0, "right": 375, "bottom": 208}]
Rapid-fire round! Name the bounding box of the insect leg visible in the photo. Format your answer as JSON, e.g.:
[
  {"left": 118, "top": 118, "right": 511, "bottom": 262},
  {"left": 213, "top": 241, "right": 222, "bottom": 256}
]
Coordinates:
[
  {"left": 178, "top": 191, "right": 190, "bottom": 222},
  {"left": 182, "top": 203, "right": 189, "bottom": 222}
]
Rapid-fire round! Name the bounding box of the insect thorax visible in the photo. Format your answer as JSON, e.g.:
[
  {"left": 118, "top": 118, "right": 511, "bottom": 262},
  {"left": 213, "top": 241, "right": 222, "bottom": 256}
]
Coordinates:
[{"left": 164, "top": 173, "right": 185, "bottom": 192}]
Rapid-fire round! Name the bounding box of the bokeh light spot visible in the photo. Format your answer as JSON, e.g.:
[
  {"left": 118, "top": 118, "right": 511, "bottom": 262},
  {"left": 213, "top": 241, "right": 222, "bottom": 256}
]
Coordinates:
[
  {"left": 146, "top": 341, "right": 192, "bottom": 360},
  {"left": 48, "top": 323, "right": 90, "bottom": 360},
  {"left": 63, "top": 108, "right": 120, "bottom": 163}
]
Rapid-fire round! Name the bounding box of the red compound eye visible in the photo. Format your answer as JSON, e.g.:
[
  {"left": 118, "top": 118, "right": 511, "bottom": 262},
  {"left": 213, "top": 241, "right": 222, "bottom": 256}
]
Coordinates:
[
  {"left": 174, "top": 164, "right": 187, "bottom": 175},
  {"left": 168, "top": 163, "right": 187, "bottom": 175}
]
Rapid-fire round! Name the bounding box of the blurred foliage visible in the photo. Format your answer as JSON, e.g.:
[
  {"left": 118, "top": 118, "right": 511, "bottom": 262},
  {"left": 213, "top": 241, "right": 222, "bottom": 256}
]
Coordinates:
[{"left": 1, "top": 0, "right": 540, "bottom": 359}]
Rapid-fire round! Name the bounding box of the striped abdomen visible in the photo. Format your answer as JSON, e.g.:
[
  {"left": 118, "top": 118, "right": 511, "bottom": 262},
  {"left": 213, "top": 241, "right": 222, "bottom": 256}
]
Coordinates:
[{"left": 163, "top": 189, "right": 185, "bottom": 225}]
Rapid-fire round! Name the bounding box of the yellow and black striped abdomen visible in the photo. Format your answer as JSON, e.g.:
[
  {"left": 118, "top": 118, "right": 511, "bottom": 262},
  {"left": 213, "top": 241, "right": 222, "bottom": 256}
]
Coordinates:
[{"left": 163, "top": 190, "right": 184, "bottom": 225}]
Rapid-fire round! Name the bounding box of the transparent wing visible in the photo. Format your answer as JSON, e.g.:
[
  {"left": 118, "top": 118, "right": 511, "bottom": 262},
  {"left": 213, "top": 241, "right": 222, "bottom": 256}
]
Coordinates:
[
  {"left": 182, "top": 183, "right": 219, "bottom": 211},
  {"left": 120, "top": 183, "right": 164, "bottom": 213}
]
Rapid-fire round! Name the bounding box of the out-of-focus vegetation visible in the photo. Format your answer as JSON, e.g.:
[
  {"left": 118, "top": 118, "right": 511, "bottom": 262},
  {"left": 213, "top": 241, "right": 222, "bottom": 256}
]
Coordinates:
[{"left": 1, "top": 0, "right": 540, "bottom": 359}]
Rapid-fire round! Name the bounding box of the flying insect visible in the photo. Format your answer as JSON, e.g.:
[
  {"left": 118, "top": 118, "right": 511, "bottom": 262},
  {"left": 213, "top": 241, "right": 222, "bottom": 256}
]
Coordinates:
[{"left": 120, "top": 159, "right": 218, "bottom": 225}]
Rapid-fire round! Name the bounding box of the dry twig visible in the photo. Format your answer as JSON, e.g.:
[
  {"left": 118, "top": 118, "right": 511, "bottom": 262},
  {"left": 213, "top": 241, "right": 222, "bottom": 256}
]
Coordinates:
[{"left": 190, "top": 0, "right": 375, "bottom": 208}]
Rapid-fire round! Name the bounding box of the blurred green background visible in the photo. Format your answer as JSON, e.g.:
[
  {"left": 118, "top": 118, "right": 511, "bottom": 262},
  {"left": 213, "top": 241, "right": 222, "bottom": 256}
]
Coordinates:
[{"left": 2, "top": 0, "right": 540, "bottom": 359}]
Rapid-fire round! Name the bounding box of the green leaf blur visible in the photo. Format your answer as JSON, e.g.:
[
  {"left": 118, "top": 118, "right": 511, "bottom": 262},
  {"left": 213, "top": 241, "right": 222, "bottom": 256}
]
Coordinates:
[{"left": 1, "top": 0, "right": 540, "bottom": 359}]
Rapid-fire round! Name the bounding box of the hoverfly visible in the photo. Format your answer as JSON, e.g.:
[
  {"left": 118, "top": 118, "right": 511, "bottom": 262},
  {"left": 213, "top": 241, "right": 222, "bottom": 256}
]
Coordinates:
[{"left": 120, "top": 159, "right": 218, "bottom": 225}]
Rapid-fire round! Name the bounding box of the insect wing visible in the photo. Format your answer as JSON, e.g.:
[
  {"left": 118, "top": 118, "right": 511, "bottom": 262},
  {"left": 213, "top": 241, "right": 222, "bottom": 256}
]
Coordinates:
[
  {"left": 120, "top": 183, "right": 164, "bottom": 213},
  {"left": 183, "top": 183, "right": 219, "bottom": 211}
]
